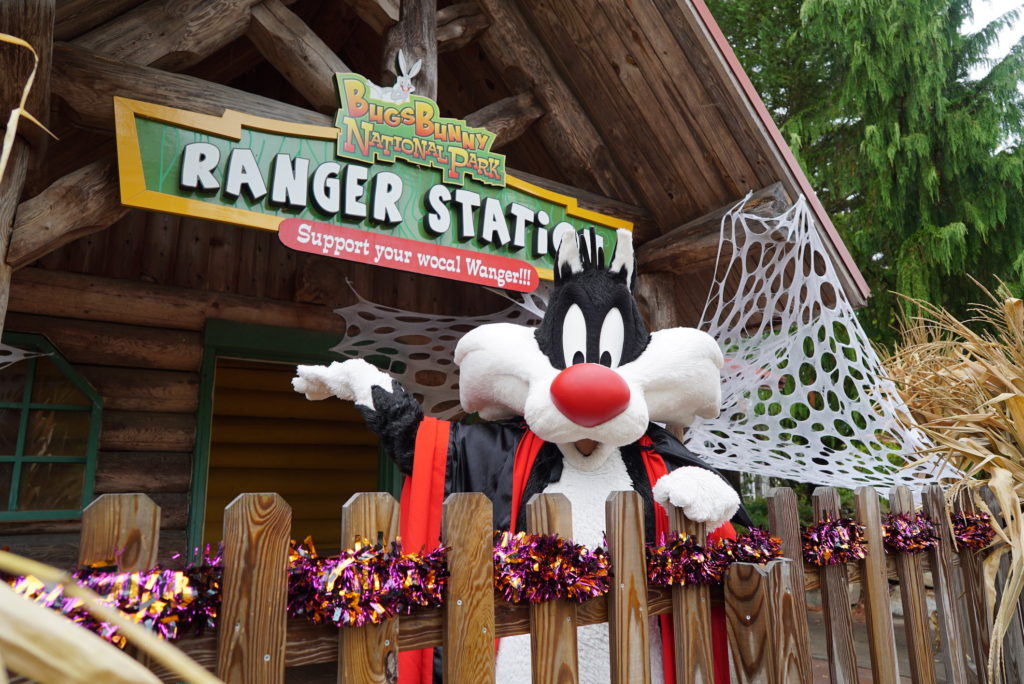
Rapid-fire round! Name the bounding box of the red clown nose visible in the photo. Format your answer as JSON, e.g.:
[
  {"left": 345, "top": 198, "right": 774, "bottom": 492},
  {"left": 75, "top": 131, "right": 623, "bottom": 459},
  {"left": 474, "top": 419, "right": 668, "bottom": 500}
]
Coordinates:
[{"left": 550, "top": 363, "right": 631, "bottom": 427}]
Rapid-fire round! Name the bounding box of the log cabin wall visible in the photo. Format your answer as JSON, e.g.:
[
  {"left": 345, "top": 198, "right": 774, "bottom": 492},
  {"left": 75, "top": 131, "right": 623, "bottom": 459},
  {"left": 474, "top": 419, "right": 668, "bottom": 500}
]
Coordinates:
[{"left": 0, "top": 208, "right": 509, "bottom": 567}]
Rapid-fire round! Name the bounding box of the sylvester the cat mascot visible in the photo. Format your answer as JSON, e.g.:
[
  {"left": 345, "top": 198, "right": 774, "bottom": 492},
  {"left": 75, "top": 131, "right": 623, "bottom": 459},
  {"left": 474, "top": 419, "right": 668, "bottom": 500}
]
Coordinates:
[{"left": 293, "top": 228, "right": 749, "bottom": 683}]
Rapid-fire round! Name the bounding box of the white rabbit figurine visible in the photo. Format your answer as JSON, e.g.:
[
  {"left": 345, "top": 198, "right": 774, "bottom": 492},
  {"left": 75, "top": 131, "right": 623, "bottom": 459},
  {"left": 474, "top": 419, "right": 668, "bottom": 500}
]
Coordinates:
[{"left": 369, "top": 49, "right": 422, "bottom": 104}]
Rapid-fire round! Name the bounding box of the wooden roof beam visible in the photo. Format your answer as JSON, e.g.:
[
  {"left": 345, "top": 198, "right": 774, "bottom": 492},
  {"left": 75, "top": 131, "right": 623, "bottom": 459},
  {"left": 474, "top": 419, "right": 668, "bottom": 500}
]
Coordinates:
[
  {"left": 342, "top": 0, "right": 488, "bottom": 49},
  {"left": 7, "top": 156, "right": 127, "bottom": 270},
  {"left": 247, "top": 0, "right": 351, "bottom": 115},
  {"left": 637, "top": 183, "right": 790, "bottom": 273},
  {"left": 383, "top": 0, "right": 437, "bottom": 101},
  {"left": 1, "top": 0, "right": 54, "bottom": 337},
  {"left": 71, "top": 0, "right": 298, "bottom": 72},
  {"left": 472, "top": 0, "right": 638, "bottom": 205},
  {"left": 464, "top": 92, "right": 544, "bottom": 150}
]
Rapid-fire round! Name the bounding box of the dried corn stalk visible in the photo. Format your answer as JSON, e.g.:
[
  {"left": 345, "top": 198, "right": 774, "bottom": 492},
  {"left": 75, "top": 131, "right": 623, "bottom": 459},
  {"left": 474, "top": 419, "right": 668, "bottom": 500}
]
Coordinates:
[{"left": 886, "top": 288, "right": 1024, "bottom": 682}]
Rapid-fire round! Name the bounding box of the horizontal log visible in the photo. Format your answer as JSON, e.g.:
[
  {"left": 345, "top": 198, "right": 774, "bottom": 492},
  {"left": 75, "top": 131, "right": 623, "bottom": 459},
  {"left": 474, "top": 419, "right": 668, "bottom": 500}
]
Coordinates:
[
  {"left": 95, "top": 451, "right": 191, "bottom": 494},
  {"left": 73, "top": 0, "right": 263, "bottom": 71},
  {"left": 0, "top": 528, "right": 186, "bottom": 568},
  {"left": 55, "top": 0, "right": 146, "bottom": 41},
  {"left": 247, "top": 0, "right": 349, "bottom": 115},
  {"left": 637, "top": 182, "right": 790, "bottom": 273},
  {"left": 210, "top": 416, "right": 377, "bottom": 446},
  {"left": 79, "top": 366, "right": 199, "bottom": 413},
  {"left": 208, "top": 444, "right": 380, "bottom": 470},
  {"left": 4, "top": 313, "right": 201, "bottom": 371},
  {"left": 9, "top": 267, "right": 345, "bottom": 334},
  {"left": 213, "top": 387, "right": 365, "bottom": 421},
  {"left": 437, "top": 3, "right": 490, "bottom": 53},
  {"left": 464, "top": 92, "right": 543, "bottom": 151},
  {"left": 205, "top": 468, "right": 378, "bottom": 497},
  {"left": 343, "top": 0, "right": 399, "bottom": 35},
  {"left": 52, "top": 42, "right": 331, "bottom": 132},
  {"left": 101, "top": 410, "right": 196, "bottom": 452},
  {"left": 8, "top": 157, "right": 127, "bottom": 269}
]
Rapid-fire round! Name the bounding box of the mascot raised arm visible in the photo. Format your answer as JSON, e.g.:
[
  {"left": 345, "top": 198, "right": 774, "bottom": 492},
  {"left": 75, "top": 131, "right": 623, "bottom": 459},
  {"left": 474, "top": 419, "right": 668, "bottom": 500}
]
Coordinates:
[{"left": 293, "top": 228, "right": 748, "bottom": 683}]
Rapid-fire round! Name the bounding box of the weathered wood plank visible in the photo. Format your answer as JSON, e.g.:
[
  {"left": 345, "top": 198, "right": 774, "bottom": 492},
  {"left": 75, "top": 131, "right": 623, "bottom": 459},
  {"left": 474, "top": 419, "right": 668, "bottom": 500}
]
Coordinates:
[
  {"left": 668, "top": 507, "right": 712, "bottom": 684},
  {"left": 9, "top": 266, "right": 344, "bottom": 333},
  {"left": 441, "top": 493, "right": 495, "bottom": 683},
  {"left": 765, "top": 487, "right": 813, "bottom": 684},
  {"left": 724, "top": 562, "right": 772, "bottom": 683},
  {"left": 101, "top": 410, "right": 196, "bottom": 452},
  {"left": 474, "top": 0, "right": 637, "bottom": 202},
  {"left": 606, "top": 491, "right": 650, "bottom": 684},
  {"left": 980, "top": 485, "right": 1024, "bottom": 684},
  {"left": 854, "top": 487, "right": 900, "bottom": 682},
  {"left": 73, "top": 0, "right": 262, "bottom": 71},
  {"left": 526, "top": 493, "right": 579, "bottom": 684},
  {"left": 4, "top": 313, "right": 201, "bottom": 371},
  {"left": 765, "top": 559, "right": 812, "bottom": 683},
  {"left": 922, "top": 484, "right": 970, "bottom": 684},
  {"left": 218, "top": 493, "right": 291, "bottom": 684},
  {"left": 95, "top": 451, "right": 191, "bottom": 494},
  {"left": 7, "top": 156, "right": 127, "bottom": 269},
  {"left": 953, "top": 493, "right": 991, "bottom": 683},
  {"left": 80, "top": 365, "right": 199, "bottom": 413},
  {"left": 464, "top": 92, "right": 544, "bottom": 150},
  {"left": 78, "top": 493, "right": 161, "bottom": 570},
  {"left": 812, "top": 487, "right": 858, "bottom": 684},
  {"left": 888, "top": 486, "right": 937, "bottom": 684},
  {"left": 248, "top": 0, "right": 350, "bottom": 115},
  {"left": 637, "top": 183, "right": 790, "bottom": 273},
  {"left": 0, "top": 0, "right": 54, "bottom": 338},
  {"left": 382, "top": 0, "right": 437, "bottom": 101},
  {"left": 338, "top": 492, "right": 400, "bottom": 684}
]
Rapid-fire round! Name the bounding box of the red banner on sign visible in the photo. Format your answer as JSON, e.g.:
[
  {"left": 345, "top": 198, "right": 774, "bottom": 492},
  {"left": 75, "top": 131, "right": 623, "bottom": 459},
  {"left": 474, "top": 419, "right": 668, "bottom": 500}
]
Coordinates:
[{"left": 278, "top": 219, "right": 539, "bottom": 292}]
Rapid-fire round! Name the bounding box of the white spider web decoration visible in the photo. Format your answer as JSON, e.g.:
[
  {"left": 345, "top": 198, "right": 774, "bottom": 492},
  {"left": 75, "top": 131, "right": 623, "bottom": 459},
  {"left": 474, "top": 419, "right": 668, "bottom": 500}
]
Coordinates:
[
  {"left": 0, "top": 343, "right": 46, "bottom": 370},
  {"left": 684, "top": 196, "right": 954, "bottom": 490},
  {"left": 331, "top": 285, "right": 547, "bottom": 418}
]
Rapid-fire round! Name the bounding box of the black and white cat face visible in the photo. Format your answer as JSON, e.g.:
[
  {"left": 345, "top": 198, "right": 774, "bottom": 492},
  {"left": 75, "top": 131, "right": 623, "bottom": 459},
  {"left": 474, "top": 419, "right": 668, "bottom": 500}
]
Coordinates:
[{"left": 455, "top": 229, "right": 724, "bottom": 446}]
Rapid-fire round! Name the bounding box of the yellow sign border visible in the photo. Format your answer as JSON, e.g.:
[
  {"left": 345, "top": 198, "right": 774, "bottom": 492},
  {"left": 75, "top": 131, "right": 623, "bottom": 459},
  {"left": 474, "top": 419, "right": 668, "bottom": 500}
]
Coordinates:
[{"left": 114, "top": 97, "right": 633, "bottom": 281}]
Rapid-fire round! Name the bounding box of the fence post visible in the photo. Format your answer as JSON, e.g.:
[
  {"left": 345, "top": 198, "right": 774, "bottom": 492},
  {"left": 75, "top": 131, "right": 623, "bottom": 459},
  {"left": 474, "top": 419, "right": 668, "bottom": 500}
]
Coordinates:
[
  {"left": 217, "top": 493, "right": 291, "bottom": 684},
  {"left": 526, "top": 493, "right": 579, "bottom": 684},
  {"left": 606, "top": 491, "right": 650, "bottom": 684},
  {"left": 725, "top": 559, "right": 808, "bottom": 683},
  {"left": 667, "top": 505, "right": 712, "bottom": 684},
  {"left": 953, "top": 491, "right": 991, "bottom": 683},
  {"left": 766, "top": 487, "right": 812, "bottom": 684},
  {"left": 922, "top": 484, "right": 970, "bottom": 684},
  {"left": 442, "top": 493, "right": 495, "bottom": 683},
  {"left": 888, "top": 486, "right": 937, "bottom": 684},
  {"left": 812, "top": 487, "right": 857, "bottom": 683},
  {"left": 854, "top": 487, "right": 899, "bottom": 682},
  {"left": 79, "top": 493, "right": 161, "bottom": 571},
  {"left": 338, "top": 492, "right": 401, "bottom": 684}
]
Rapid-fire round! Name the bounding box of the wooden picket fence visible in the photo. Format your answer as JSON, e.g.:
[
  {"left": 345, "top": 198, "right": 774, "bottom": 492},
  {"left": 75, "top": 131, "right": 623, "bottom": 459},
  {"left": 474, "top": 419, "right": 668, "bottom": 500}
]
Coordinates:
[{"left": 66, "top": 483, "right": 1007, "bottom": 683}]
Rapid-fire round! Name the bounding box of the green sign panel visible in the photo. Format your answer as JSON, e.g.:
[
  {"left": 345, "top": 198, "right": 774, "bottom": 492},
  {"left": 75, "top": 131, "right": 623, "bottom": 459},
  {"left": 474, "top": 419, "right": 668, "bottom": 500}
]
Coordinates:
[{"left": 114, "top": 85, "right": 631, "bottom": 291}]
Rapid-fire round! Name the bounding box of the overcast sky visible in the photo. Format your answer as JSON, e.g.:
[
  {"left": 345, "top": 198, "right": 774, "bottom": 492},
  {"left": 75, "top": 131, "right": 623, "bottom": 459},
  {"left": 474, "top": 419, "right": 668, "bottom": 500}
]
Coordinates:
[{"left": 967, "top": 0, "right": 1024, "bottom": 75}]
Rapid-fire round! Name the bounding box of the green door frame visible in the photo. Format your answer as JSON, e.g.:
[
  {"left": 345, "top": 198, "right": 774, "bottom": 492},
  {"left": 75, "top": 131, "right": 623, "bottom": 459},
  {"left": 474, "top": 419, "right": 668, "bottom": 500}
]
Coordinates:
[{"left": 187, "top": 319, "right": 401, "bottom": 554}]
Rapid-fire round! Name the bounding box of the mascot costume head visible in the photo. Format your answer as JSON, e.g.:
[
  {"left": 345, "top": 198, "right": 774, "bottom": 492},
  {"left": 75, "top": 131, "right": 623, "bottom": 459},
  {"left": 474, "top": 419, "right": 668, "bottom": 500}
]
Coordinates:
[{"left": 294, "top": 229, "right": 747, "bottom": 684}]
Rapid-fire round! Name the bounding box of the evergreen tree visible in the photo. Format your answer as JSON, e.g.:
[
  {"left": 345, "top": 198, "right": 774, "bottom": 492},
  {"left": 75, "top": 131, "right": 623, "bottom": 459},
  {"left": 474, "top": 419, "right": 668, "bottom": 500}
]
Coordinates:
[{"left": 707, "top": 0, "right": 1024, "bottom": 343}]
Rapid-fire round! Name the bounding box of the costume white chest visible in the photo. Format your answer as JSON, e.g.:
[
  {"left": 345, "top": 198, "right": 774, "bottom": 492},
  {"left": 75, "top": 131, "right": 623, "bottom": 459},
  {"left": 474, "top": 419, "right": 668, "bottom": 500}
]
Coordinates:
[{"left": 494, "top": 444, "right": 664, "bottom": 683}]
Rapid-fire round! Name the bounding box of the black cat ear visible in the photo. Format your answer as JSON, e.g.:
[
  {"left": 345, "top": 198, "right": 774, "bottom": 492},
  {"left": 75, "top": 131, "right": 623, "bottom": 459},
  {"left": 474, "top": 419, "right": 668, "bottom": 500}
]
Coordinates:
[
  {"left": 608, "top": 229, "right": 635, "bottom": 289},
  {"left": 554, "top": 229, "right": 583, "bottom": 281}
]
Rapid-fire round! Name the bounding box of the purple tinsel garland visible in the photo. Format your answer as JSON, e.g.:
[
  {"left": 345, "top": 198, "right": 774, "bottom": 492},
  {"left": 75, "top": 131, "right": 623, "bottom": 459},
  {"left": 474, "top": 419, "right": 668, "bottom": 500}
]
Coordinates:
[
  {"left": 493, "top": 531, "right": 610, "bottom": 603},
  {"left": 881, "top": 513, "right": 938, "bottom": 553},
  {"left": 3, "top": 511, "right": 995, "bottom": 646},
  {"left": 801, "top": 516, "right": 867, "bottom": 565},
  {"left": 952, "top": 512, "right": 996, "bottom": 550}
]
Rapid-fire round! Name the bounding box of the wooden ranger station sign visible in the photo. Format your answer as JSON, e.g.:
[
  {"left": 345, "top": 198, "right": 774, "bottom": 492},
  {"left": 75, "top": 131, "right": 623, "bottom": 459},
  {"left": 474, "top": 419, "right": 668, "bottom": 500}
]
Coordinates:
[{"left": 114, "top": 73, "right": 632, "bottom": 293}]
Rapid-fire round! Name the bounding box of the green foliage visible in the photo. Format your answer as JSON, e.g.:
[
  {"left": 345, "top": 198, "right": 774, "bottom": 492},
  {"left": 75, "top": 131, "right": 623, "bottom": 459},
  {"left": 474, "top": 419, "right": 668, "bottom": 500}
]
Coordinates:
[{"left": 707, "top": 0, "right": 1024, "bottom": 345}]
